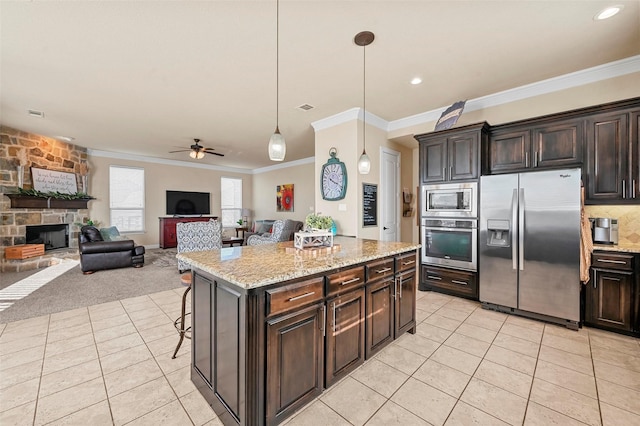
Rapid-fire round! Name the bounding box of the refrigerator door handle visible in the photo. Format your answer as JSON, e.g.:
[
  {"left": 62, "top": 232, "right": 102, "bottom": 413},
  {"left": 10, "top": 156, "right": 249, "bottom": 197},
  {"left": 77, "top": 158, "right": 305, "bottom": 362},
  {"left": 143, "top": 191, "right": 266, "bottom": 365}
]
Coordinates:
[
  {"left": 511, "top": 188, "right": 518, "bottom": 270},
  {"left": 519, "top": 188, "right": 525, "bottom": 271}
]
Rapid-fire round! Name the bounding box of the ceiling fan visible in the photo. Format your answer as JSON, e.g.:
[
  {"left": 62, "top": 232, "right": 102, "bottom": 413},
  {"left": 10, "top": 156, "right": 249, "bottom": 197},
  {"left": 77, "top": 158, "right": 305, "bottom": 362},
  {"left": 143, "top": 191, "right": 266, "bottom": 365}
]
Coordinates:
[{"left": 169, "top": 139, "right": 224, "bottom": 159}]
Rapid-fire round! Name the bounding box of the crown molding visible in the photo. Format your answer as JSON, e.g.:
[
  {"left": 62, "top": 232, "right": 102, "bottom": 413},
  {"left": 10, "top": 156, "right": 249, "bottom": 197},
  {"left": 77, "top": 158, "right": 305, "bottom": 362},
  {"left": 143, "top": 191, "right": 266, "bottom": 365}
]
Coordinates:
[
  {"left": 87, "top": 149, "right": 253, "bottom": 174},
  {"left": 388, "top": 54, "right": 640, "bottom": 132},
  {"left": 311, "top": 107, "right": 388, "bottom": 132},
  {"left": 252, "top": 156, "right": 315, "bottom": 174}
]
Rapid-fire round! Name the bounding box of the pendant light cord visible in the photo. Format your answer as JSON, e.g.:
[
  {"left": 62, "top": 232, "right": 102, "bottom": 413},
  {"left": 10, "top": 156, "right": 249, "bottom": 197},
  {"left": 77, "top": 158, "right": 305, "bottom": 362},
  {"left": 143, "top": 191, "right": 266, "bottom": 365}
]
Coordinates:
[
  {"left": 363, "top": 41, "right": 366, "bottom": 152},
  {"left": 276, "top": 0, "right": 280, "bottom": 128}
]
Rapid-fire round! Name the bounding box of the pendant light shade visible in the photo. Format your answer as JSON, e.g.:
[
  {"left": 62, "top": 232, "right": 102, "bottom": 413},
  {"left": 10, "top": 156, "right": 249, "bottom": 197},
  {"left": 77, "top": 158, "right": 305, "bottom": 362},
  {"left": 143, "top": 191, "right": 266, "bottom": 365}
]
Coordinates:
[
  {"left": 268, "top": 126, "right": 286, "bottom": 161},
  {"left": 355, "top": 31, "right": 374, "bottom": 175},
  {"left": 269, "top": 0, "right": 286, "bottom": 161}
]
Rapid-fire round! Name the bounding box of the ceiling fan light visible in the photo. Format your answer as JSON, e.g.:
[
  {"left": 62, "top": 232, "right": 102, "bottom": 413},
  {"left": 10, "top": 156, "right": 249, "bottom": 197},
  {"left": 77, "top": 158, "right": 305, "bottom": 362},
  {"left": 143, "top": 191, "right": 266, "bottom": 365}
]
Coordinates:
[
  {"left": 268, "top": 127, "right": 286, "bottom": 161},
  {"left": 358, "top": 150, "right": 371, "bottom": 174},
  {"left": 189, "top": 150, "right": 197, "bottom": 159},
  {"left": 196, "top": 151, "right": 205, "bottom": 159}
]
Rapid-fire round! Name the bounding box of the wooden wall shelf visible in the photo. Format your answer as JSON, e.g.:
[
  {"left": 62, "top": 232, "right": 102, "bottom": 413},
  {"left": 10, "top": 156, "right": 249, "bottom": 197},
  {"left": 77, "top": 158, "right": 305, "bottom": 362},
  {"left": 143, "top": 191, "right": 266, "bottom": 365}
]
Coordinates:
[{"left": 6, "top": 194, "right": 91, "bottom": 209}]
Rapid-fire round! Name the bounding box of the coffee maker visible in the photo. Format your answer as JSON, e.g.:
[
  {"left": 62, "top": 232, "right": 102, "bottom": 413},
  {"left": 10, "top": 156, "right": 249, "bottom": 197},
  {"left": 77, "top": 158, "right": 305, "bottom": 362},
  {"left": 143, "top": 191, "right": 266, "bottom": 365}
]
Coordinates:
[{"left": 590, "top": 217, "right": 619, "bottom": 245}]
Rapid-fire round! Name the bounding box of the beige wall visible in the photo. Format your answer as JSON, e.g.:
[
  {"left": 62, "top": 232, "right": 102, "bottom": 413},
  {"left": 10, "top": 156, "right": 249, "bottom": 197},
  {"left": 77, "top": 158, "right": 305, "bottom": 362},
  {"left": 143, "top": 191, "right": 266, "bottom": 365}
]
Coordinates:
[
  {"left": 251, "top": 161, "right": 315, "bottom": 224},
  {"left": 87, "top": 155, "right": 252, "bottom": 246}
]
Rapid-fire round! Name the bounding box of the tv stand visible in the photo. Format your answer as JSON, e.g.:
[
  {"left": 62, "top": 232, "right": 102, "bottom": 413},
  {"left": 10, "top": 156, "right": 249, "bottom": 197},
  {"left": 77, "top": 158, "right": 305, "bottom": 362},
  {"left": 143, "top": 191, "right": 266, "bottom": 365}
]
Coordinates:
[{"left": 159, "top": 216, "right": 218, "bottom": 249}]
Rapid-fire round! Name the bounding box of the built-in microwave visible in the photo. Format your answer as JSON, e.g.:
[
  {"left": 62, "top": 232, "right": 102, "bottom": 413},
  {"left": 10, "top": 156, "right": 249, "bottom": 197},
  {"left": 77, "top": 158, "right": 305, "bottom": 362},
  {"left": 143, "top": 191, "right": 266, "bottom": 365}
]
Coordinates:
[{"left": 422, "top": 182, "right": 477, "bottom": 218}]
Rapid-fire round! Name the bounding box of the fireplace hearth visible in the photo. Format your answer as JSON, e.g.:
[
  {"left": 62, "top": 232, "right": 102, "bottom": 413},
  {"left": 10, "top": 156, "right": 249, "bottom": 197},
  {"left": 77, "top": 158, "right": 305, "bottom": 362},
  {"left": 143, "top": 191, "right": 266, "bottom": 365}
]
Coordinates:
[{"left": 26, "top": 224, "right": 69, "bottom": 251}]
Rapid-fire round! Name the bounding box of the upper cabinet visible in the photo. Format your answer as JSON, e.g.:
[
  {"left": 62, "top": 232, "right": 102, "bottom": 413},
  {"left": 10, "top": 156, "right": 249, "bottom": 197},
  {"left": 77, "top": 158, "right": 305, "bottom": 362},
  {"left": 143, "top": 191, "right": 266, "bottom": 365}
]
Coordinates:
[
  {"left": 585, "top": 108, "right": 639, "bottom": 203},
  {"left": 486, "top": 118, "right": 583, "bottom": 174},
  {"left": 416, "top": 122, "right": 489, "bottom": 184}
]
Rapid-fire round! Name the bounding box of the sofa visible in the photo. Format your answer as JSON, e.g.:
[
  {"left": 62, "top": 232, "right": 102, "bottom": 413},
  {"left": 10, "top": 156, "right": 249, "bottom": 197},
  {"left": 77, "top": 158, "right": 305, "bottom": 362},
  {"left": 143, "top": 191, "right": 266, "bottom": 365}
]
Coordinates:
[
  {"left": 245, "top": 219, "right": 303, "bottom": 245},
  {"left": 78, "top": 226, "right": 145, "bottom": 274}
]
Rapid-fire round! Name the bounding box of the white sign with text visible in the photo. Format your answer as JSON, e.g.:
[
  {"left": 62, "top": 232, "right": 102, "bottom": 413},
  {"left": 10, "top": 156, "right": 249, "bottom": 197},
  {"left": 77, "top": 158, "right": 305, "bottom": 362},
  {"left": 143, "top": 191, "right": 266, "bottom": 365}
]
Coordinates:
[{"left": 31, "top": 167, "right": 78, "bottom": 194}]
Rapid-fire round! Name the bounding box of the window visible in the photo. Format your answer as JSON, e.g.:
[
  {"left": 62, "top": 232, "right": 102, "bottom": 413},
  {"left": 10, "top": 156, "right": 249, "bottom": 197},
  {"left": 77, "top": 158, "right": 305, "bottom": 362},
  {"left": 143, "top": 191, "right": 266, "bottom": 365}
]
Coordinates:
[
  {"left": 109, "top": 166, "right": 145, "bottom": 233},
  {"left": 221, "top": 177, "right": 242, "bottom": 227}
]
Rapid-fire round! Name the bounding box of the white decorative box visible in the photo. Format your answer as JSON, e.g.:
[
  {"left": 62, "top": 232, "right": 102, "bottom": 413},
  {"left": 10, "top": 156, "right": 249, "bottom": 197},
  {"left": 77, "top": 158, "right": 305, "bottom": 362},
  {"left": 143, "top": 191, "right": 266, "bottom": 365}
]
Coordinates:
[{"left": 294, "top": 230, "right": 333, "bottom": 249}]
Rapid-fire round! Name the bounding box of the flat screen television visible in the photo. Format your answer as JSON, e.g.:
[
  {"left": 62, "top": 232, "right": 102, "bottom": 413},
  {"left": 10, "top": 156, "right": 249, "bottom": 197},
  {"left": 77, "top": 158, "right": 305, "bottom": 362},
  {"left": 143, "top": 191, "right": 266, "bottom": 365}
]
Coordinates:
[{"left": 166, "top": 190, "right": 211, "bottom": 216}]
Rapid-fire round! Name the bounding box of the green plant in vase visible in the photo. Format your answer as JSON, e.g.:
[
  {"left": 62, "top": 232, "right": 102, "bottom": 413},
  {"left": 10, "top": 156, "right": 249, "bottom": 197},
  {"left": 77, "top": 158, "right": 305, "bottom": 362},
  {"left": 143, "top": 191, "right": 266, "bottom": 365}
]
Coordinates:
[{"left": 305, "top": 213, "right": 333, "bottom": 230}]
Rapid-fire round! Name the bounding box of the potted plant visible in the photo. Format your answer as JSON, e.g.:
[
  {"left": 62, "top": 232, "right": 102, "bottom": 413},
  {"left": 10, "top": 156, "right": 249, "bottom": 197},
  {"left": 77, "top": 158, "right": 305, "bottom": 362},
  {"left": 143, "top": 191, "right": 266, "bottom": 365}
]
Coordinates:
[{"left": 305, "top": 213, "right": 334, "bottom": 231}]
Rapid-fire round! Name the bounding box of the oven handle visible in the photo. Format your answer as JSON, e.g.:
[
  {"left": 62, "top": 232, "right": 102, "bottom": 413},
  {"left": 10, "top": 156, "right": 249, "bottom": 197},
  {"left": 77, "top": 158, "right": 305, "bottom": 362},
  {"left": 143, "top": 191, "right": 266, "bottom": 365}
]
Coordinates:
[{"left": 423, "top": 227, "right": 475, "bottom": 232}]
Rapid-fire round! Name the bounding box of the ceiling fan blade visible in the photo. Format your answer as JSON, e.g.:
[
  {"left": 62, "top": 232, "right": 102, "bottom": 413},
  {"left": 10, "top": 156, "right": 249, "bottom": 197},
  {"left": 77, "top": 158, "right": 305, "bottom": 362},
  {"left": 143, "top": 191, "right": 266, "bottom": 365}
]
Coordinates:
[
  {"left": 169, "top": 149, "right": 191, "bottom": 153},
  {"left": 205, "top": 151, "right": 225, "bottom": 157}
]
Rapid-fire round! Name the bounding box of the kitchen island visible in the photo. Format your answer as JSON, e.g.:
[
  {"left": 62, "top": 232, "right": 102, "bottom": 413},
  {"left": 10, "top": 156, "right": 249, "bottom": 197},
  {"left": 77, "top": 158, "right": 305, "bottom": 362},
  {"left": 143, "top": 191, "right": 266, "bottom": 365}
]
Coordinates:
[{"left": 177, "top": 237, "right": 420, "bottom": 426}]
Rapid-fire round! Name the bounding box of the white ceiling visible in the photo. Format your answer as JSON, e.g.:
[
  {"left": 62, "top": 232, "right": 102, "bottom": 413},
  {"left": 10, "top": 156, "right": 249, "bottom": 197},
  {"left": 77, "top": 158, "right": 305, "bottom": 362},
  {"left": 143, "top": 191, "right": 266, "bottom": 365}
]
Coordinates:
[{"left": 2, "top": 1, "right": 639, "bottom": 171}]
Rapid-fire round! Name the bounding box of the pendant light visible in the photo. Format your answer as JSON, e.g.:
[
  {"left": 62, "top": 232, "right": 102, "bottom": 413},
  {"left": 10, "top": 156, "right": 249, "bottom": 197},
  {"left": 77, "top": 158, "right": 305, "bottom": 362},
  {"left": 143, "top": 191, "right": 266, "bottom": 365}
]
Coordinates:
[
  {"left": 355, "top": 31, "right": 374, "bottom": 174},
  {"left": 268, "top": 0, "right": 286, "bottom": 161}
]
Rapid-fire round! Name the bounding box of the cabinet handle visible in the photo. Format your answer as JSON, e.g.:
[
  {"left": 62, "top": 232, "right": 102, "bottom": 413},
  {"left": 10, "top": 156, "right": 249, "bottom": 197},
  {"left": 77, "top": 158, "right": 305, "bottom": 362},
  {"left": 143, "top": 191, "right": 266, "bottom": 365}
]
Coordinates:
[
  {"left": 593, "top": 270, "right": 597, "bottom": 289},
  {"left": 402, "top": 260, "right": 416, "bottom": 266},
  {"left": 396, "top": 277, "right": 403, "bottom": 299},
  {"left": 288, "top": 291, "right": 315, "bottom": 302},
  {"left": 525, "top": 152, "right": 529, "bottom": 168},
  {"left": 321, "top": 305, "right": 326, "bottom": 336},
  {"left": 596, "top": 259, "right": 626, "bottom": 265},
  {"left": 449, "top": 166, "right": 453, "bottom": 180},
  {"left": 622, "top": 180, "right": 626, "bottom": 199},
  {"left": 443, "top": 168, "right": 446, "bottom": 180},
  {"left": 332, "top": 302, "right": 337, "bottom": 333},
  {"left": 634, "top": 180, "right": 637, "bottom": 199},
  {"left": 427, "top": 275, "right": 442, "bottom": 280},
  {"left": 393, "top": 279, "right": 397, "bottom": 300},
  {"left": 375, "top": 267, "right": 392, "bottom": 274},
  {"left": 452, "top": 279, "right": 468, "bottom": 286},
  {"left": 340, "top": 277, "right": 360, "bottom": 286}
]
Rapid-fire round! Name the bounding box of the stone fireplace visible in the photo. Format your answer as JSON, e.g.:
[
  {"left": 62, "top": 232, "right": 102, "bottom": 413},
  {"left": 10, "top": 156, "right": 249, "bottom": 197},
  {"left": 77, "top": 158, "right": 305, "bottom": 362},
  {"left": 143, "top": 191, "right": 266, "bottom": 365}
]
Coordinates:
[
  {"left": 1, "top": 125, "right": 90, "bottom": 272},
  {"left": 26, "top": 224, "right": 70, "bottom": 251}
]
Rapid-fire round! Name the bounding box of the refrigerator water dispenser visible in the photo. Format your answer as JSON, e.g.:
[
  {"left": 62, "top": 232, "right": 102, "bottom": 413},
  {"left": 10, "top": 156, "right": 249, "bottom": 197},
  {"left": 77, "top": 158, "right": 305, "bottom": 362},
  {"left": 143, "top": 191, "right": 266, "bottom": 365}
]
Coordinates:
[{"left": 487, "top": 219, "right": 510, "bottom": 247}]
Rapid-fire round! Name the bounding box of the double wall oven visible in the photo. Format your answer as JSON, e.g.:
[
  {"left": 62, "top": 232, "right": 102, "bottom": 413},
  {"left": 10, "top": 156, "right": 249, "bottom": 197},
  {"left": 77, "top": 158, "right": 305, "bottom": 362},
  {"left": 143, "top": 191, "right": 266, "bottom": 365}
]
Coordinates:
[{"left": 421, "top": 182, "right": 478, "bottom": 271}]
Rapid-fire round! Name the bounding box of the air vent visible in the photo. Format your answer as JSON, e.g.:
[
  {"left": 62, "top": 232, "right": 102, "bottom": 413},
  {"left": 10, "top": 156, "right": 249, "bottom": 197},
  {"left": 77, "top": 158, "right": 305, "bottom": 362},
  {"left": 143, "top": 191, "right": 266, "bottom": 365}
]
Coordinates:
[
  {"left": 297, "top": 104, "right": 314, "bottom": 111},
  {"left": 27, "top": 109, "right": 45, "bottom": 118}
]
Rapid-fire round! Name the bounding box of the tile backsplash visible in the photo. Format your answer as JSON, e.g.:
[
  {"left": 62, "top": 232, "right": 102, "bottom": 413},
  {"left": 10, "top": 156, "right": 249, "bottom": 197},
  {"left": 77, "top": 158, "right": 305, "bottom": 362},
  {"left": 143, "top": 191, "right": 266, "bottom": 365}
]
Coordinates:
[{"left": 584, "top": 205, "right": 640, "bottom": 245}]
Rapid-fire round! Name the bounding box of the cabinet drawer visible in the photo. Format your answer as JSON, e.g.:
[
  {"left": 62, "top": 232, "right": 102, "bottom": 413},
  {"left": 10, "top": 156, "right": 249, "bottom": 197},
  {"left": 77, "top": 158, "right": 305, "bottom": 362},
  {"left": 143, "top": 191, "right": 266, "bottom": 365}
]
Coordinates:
[
  {"left": 327, "top": 266, "right": 365, "bottom": 296},
  {"left": 395, "top": 252, "right": 417, "bottom": 273},
  {"left": 366, "top": 258, "right": 395, "bottom": 282},
  {"left": 591, "top": 252, "right": 634, "bottom": 271},
  {"left": 266, "top": 277, "right": 324, "bottom": 317},
  {"left": 422, "top": 265, "right": 477, "bottom": 298}
]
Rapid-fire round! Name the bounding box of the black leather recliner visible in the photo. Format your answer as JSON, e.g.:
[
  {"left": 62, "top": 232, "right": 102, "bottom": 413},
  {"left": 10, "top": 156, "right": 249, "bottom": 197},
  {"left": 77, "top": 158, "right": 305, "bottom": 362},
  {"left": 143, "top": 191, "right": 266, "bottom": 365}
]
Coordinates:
[{"left": 78, "top": 226, "right": 145, "bottom": 274}]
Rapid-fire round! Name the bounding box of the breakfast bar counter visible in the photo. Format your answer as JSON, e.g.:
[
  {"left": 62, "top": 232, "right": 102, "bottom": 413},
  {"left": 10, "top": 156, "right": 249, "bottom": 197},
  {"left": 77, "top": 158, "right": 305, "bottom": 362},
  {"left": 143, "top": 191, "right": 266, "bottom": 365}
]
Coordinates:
[{"left": 177, "top": 237, "right": 420, "bottom": 426}]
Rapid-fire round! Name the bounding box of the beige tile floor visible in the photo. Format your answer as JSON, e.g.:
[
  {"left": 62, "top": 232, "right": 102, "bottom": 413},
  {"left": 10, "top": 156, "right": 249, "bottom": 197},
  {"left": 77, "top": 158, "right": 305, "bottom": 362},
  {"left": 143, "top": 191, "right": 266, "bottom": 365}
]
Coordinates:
[{"left": 1, "top": 288, "right": 639, "bottom": 425}]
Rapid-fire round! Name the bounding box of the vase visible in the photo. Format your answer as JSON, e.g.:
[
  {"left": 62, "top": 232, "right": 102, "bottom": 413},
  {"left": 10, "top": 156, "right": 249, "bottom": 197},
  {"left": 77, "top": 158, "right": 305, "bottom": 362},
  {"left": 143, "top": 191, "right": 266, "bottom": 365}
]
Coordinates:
[
  {"left": 81, "top": 175, "right": 89, "bottom": 194},
  {"left": 17, "top": 165, "right": 24, "bottom": 189}
]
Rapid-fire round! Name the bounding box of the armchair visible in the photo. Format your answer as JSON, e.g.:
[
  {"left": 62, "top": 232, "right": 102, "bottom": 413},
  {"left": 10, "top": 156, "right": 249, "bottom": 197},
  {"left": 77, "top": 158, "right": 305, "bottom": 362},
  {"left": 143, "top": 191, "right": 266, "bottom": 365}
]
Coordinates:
[
  {"left": 78, "top": 226, "right": 145, "bottom": 274},
  {"left": 246, "top": 219, "right": 303, "bottom": 246},
  {"left": 177, "top": 219, "right": 222, "bottom": 273}
]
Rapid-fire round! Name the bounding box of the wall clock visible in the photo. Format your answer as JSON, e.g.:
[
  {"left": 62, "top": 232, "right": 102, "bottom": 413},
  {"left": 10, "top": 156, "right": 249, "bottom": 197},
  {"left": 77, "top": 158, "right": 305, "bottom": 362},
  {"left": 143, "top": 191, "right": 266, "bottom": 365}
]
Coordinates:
[{"left": 321, "top": 147, "right": 347, "bottom": 201}]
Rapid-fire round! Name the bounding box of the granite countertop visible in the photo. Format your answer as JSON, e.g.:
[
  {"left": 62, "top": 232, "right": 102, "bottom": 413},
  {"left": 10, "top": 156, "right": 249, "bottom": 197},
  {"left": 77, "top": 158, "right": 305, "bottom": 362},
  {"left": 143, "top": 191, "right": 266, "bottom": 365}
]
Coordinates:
[
  {"left": 593, "top": 242, "right": 640, "bottom": 254},
  {"left": 177, "top": 237, "right": 421, "bottom": 290}
]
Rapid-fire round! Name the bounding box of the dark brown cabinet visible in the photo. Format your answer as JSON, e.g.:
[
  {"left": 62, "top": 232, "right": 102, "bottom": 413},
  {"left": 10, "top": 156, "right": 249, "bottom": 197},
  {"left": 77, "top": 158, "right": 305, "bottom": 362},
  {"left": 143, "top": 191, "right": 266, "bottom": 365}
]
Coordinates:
[
  {"left": 585, "top": 252, "right": 636, "bottom": 333},
  {"left": 365, "top": 277, "right": 394, "bottom": 358},
  {"left": 421, "top": 264, "right": 478, "bottom": 300},
  {"left": 325, "top": 287, "right": 365, "bottom": 387},
  {"left": 395, "top": 268, "right": 417, "bottom": 336},
  {"left": 266, "top": 303, "right": 324, "bottom": 425},
  {"left": 416, "top": 122, "right": 488, "bottom": 184},
  {"left": 486, "top": 119, "right": 583, "bottom": 174},
  {"left": 159, "top": 216, "right": 217, "bottom": 248},
  {"left": 585, "top": 109, "right": 639, "bottom": 203}
]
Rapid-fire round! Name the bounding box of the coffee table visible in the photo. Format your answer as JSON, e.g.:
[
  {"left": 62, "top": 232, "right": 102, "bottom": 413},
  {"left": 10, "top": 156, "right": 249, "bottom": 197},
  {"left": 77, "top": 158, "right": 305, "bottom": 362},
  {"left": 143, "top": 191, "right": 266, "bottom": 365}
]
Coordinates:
[{"left": 223, "top": 237, "right": 244, "bottom": 247}]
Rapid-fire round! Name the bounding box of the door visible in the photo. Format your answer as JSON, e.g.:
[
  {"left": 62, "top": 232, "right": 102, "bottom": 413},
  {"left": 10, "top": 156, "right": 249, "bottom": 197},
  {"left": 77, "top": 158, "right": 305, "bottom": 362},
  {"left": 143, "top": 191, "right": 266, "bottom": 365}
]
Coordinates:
[
  {"left": 448, "top": 132, "right": 479, "bottom": 180},
  {"left": 488, "top": 129, "right": 531, "bottom": 173},
  {"left": 365, "top": 277, "right": 394, "bottom": 358},
  {"left": 395, "top": 269, "right": 416, "bottom": 337},
  {"left": 325, "top": 288, "right": 365, "bottom": 387},
  {"left": 532, "top": 119, "right": 583, "bottom": 169},
  {"left": 420, "top": 138, "right": 447, "bottom": 183},
  {"left": 266, "top": 303, "right": 324, "bottom": 425},
  {"left": 479, "top": 173, "right": 519, "bottom": 308},
  {"left": 381, "top": 148, "right": 400, "bottom": 241},
  {"left": 518, "top": 169, "right": 581, "bottom": 322},
  {"left": 585, "top": 269, "right": 633, "bottom": 332}
]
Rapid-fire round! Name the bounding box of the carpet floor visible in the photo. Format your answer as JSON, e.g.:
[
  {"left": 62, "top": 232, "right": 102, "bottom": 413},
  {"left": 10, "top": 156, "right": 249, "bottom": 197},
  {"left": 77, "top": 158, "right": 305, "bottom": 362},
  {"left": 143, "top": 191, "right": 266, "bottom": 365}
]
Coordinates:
[{"left": 0, "top": 248, "right": 182, "bottom": 324}]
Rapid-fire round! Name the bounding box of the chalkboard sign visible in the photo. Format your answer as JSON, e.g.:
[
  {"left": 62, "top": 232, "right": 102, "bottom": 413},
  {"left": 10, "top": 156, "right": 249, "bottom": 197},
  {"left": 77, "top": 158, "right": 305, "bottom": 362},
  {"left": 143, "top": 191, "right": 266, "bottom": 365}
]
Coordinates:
[
  {"left": 362, "top": 183, "right": 377, "bottom": 227},
  {"left": 31, "top": 167, "right": 78, "bottom": 194}
]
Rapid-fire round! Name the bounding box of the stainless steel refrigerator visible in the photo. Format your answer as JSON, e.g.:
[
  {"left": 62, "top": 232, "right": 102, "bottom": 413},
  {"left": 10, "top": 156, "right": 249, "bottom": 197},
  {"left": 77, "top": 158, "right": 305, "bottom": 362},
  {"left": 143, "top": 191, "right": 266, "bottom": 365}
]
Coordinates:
[{"left": 479, "top": 168, "right": 581, "bottom": 328}]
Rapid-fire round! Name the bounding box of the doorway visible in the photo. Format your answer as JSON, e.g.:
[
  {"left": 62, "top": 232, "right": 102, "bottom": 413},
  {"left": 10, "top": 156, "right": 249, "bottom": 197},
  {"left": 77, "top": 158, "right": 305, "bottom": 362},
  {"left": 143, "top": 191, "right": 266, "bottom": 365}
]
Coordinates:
[{"left": 380, "top": 147, "right": 400, "bottom": 241}]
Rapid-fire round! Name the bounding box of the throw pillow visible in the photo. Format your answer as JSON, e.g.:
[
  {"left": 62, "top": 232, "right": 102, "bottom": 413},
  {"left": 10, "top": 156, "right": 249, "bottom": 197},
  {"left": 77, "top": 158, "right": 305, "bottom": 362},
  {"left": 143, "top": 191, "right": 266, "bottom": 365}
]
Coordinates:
[
  {"left": 257, "top": 222, "right": 272, "bottom": 234},
  {"left": 83, "top": 226, "right": 103, "bottom": 242},
  {"left": 100, "top": 226, "right": 121, "bottom": 241}
]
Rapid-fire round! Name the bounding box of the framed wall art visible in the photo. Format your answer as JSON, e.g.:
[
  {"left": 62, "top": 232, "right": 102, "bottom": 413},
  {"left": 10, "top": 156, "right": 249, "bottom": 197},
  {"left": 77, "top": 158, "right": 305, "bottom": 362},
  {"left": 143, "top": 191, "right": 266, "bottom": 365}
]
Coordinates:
[{"left": 276, "top": 183, "right": 294, "bottom": 212}]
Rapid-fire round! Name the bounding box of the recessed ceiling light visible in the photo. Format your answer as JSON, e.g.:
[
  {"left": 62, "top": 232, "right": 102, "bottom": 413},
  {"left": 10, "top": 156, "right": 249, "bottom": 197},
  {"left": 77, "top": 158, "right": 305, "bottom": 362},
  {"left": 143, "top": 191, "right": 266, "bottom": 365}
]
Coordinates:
[
  {"left": 410, "top": 77, "right": 422, "bottom": 85},
  {"left": 594, "top": 5, "right": 623, "bottom": 20},
  {"left": 27, "top": 109, "right": 45, "bottom": 118}
]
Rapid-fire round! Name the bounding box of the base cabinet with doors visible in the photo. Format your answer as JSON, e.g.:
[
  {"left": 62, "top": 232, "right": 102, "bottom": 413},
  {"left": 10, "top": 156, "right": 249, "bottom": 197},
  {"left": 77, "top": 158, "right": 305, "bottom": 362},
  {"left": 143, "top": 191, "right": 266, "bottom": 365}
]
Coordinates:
[
  {"left": 421, "top": 264, "right": 478, "bottom": 300},
  {"left": 584, "top": 251, "right": 638, "bottom": 335},
  {"left": 186, "top": 245, "right": 418, "bottom": 426}
]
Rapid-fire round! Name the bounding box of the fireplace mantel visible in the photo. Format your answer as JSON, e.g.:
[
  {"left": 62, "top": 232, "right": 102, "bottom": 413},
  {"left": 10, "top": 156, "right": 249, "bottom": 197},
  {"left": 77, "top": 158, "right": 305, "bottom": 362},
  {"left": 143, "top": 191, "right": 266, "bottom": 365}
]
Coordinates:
[{"left": 6, "top": 194, "right": 92, "bottom": 209}]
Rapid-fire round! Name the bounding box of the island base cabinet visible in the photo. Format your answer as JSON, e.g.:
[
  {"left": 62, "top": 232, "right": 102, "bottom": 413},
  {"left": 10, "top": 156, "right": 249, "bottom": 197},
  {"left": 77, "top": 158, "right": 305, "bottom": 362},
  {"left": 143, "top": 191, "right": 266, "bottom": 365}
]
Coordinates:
[
  {"left": 395, "top": 269, "right": 417, "bottom": 336},
  {"left": 365, "top": 278, "right": 394, "bottom": 359},
  {"left": 325, "top": 288, "right": 366, "bottom": 388},
  {"left": 266, "top": 304, "right": 325, "bottom": 426}
]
